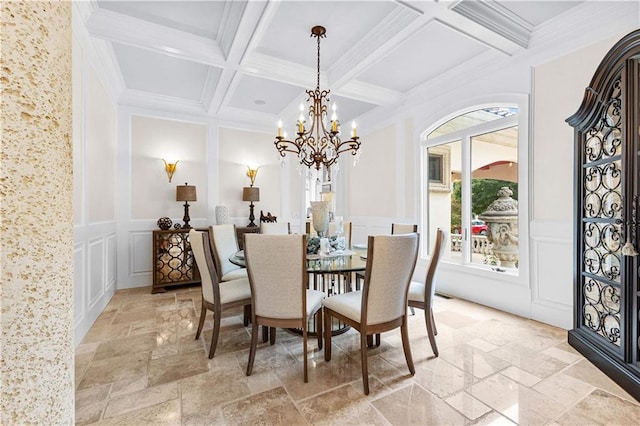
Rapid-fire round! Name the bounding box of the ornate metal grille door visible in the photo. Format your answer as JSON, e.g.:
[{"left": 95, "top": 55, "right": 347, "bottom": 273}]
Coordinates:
[
  {"left": 567, "top": 30, "right": 640, "bottom": 402},
  {"left": 580, "top": 77, "right": 623, "bottom": 347}
]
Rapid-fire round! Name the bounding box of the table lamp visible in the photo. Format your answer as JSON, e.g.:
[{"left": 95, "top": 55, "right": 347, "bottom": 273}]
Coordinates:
[
  {"left": 176, "top": 182, "right": 197, "bottom": 229},
  {"left": 242, "top": 186, "right": 260, "bottom": 227}
]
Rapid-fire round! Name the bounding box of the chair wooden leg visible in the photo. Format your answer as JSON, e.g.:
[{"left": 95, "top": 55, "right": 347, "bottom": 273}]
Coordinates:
[
  {"left": 367, "top": 334, "right": 374, "bottom": 347},
  {"left": 303, "top": 326, "right": 308, "bottom": 383},
  {"left": 426, "top": 307, "right": 439, "bottom": 357},
  {"left": 360, "top": 331, "right": 370, "bottom": 395},
  {"left": 401, "top": 318, "right": 415, "bottom": 375},
  {"left": 195, "top": 300, "right": 206, "bottom": 340},
  {"left": 243, "top": 304, "right": 251, "bottom": 326},
  {"left": 409, "top": 306, "right": 415, "bottom": 315},
  {"left": 430, "top": 309, "right": 438, "bottom": 335},
  {"left": 246, "top": 321, "right": 259, "bottom": 376},
  {"left": 375, "top": 333, "right": 380, "bottom": 347},
  {"left": 261, "top": 325, "right": 268, "bottom": 342},
  {"left": 324, "top": 309, "right": 332, "bottom": 362},
  {"left": 316, "top": 310, "right": 323, "bottom": 350},
  {"left": 269, "top": 327, "right": 276, "bottom": 345},
  {"left": 209, "top": 309, "right": 221, "bottom": 359}
]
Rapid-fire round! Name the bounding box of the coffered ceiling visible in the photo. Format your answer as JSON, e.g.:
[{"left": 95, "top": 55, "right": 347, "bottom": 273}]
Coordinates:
[{"left": 77, "top": 0, "right": 585, "bottom": 127}]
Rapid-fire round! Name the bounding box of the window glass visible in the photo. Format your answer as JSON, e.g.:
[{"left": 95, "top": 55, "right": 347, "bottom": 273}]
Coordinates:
[{"left": 428, "top": 107, "right": 517, "bottom": 140}]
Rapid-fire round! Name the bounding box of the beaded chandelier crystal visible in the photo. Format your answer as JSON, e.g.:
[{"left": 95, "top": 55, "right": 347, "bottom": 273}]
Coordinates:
[{"left": 274, "top": 25, "right": 362, "bottom": 171}]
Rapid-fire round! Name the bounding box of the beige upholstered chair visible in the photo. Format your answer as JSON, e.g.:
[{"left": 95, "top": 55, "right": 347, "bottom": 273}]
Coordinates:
[
  {"left": 259, "top": 222, "right": 290, "bottom": 235},
  {"left": 244, "top": 234, "right": 324, "bottom": 383},
  {"left": 323, "top": 233, "right": 419, "bottom": 394},
  {"left": 208, "top": 225, "right": 248, "bottom": 282},
  {"left": 408, "top": 228, "right": 447, "bottom": 357},
  {"left": 391, "top": 223, "right": 418, "bottom": 234},
  {"left": 189, "top": 230, "right": 252, "bottom": 359}
]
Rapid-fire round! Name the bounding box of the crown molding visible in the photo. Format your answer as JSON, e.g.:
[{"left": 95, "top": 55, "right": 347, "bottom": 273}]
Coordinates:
[
  {"left": 72, "top": 3, "right": 124, "bottom": 104},
  {"left": 451, "top": 0, "right": 533, "bottom": 48},
  {"left": 118, "top": 89, "right": 207, "bottom": 116},
  {"left": 86, "top": 8, "right": 225, "bottom": 67}
]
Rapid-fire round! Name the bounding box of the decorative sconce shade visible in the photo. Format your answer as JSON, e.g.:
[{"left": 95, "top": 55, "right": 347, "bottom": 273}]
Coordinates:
[
  {"left": 163, "top": 159, "right": 179, "bottom": 182},
  {"left": 242, "top": 187, "right": 260, "bottom": 202},
  {"left": 246, "top": 166, "right": 259, "bottom": 187},
  {"left": 242, "top": 186, "right": 260, "bottom": 227},
  {"left": 176, "top": 182, "right": 197, "bottom": 229}
]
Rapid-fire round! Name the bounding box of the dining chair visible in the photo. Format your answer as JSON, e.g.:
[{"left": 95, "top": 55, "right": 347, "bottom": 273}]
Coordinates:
[
  {"left": 355, "top": 223, "right": 417, "bottom": 290},
  {"left": 208, "top": 224, "right": 248, "bottom": 282},
  {"left": 323, "top": 233, "right": 419, "bottom": 395},
  {"left": 259, "top": 222, "right": 290, "bottom": 235},
  {"left": 189, "top": 229, "right": 252, "bottom": 359},
  {"left": 408, "top": 227, "right": 447, "bottom": 357},
  {"left": 391, "top": 223, "right": 418, "bottom": 234},
  {"left": 244, "top": 234, "right": 324, "bottom": 383}
]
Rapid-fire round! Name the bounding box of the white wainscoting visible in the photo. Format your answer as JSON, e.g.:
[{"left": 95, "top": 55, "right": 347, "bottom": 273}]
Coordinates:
[
  {"left": 74, "top": 221, "right": 117, "bottom": 346},
  {"left": 529, "top": 219, "right": 573, "bottom": 329}
]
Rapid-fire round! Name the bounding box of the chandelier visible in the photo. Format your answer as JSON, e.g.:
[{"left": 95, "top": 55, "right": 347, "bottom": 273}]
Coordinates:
[{"left": 274, "top": 25, "right": 361, "bottom": 171}]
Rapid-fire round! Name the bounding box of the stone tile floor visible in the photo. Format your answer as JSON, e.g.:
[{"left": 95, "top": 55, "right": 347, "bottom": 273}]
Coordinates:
[{"left": 75, "top": 285, "right": 640, "bottom": 425}]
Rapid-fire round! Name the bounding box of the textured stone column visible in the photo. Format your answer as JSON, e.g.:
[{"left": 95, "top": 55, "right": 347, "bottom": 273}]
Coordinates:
[{"left": 1, "top": 1, "right": 73, "bottom": 423}]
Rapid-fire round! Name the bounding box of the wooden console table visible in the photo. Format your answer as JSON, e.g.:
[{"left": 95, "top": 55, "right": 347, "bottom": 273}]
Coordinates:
[{"left": 152, "top": 229, "right": 200, "bottom": 293}]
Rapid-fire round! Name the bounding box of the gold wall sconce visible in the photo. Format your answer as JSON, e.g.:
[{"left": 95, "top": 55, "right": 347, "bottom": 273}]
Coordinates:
[
  {"left": 163, "top": 159, "right": 179, "bottom": 182},
  {"left": 246, "top": 165, "right": 260, "bottom": 187}
]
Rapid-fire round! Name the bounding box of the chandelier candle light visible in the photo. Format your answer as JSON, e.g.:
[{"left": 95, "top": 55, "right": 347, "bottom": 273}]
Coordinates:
[{"left": 274, "top": 26, "right": 362, "bottom": 172}]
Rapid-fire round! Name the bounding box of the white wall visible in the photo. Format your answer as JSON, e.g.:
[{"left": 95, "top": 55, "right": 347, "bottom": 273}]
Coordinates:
[{"left": 73, "top": 32, "right": 117, "bottom": 346}]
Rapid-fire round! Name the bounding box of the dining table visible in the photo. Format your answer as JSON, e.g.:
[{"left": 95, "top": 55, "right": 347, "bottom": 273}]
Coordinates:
[{"left": 229, "top": 246, "right": 367, "bottom": 336}]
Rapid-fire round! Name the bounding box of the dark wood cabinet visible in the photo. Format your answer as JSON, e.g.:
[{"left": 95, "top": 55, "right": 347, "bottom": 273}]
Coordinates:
[
  {"left": 152, "top": 229, "right": 200, "bottom": 293},
  {"left": 567, "top": 29, "right": 640, "bottom": 401}
]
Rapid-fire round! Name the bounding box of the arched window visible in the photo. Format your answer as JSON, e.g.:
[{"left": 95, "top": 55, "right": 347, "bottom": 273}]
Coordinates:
[{"left": 422, "top": 104, "right": 524, "bottom": 276}]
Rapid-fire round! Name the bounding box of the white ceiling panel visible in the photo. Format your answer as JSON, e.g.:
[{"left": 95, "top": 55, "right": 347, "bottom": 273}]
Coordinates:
[
  {"left": 228, "top": 75, "right": 303, "bottom": 114},
  {"left": 356, "top": 22, "right": 489, "bottom": 93},
  {"left": 98, "top": 1, "right": 224, "bottom": 40},
  {"left": 113, "top": 43, "right": 215, "bottom": 101},
  {"left": 256, "top": 1, "right": 397, "bottom": 69},
  {"left": 496, "top": 1, "right": 583, "bottom": 26}
]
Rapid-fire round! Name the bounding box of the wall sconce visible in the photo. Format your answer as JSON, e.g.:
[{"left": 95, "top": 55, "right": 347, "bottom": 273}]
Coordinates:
[
  {"left": 246, "top": 165, "right": 260, "bottom": 187},
  {"left": 163, "top": 159, "right": 179, "bottom": 182}
]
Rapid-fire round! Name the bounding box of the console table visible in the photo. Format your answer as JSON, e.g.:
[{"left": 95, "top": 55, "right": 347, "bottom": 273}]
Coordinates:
[{"left": 152, "top": 229, "right": 200, "bottom": 293}]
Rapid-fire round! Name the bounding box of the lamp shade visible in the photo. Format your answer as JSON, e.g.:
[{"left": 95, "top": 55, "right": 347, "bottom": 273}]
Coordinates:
[
  {"left": 176, "top": 183, "right": 197, "bottom": 202},
  {"left": 242, "top": 187, "right": 260, "bottom": 202}
]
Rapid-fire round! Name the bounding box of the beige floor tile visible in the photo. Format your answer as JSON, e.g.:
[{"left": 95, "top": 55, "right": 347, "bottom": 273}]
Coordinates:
[
  {"left": 221, "top": 386, "right": 306, "bottom": 425},
  {"left": 467, "top": 373, "right": 565, "bottom": 425},
  {"left": 298, "top": 384, "right": 388, "bottom": 425},
  {"left": 75, "top": 288, "right": 640, "bottom": 425},
  {"left": 490, "top": 342, "right": 568, "bottom": 378},
  {"left": 75, "top": 383, "right": 111, "bottom": 425},
  {"left": 440, "top": 343, "right": 511, "bottom": 379},
  {"left": 500, "top": 366, "right": 542, "bottom": 387},
  {"left": 372, "top": 383, "right": 466, "bottom": 425},
  {"left": 147, "top": 349, "right": 210, "bottom": 387},
  {"left": 445, "top": 390, "right": 492, "bottom": 420},
  {"left": 94, "top": 398, "right": 181, "bottom": 425},
  {"left": 555, "top": 389, "right": 640, "bottom": 425},
  {"left": 103, "top": 382, "right": 178, "bottom": 419},
  {"left": 180, "top": 372, "right": 251, "bottom": 417},
  {"left": 77, "top": 351, "right": 150, "bottom": 390},
  {"left": 412, "top": 357, "right": 475, "bottom": 398},
  {"left": 562, "top": 359, "right": 638, "bottom": 404}
]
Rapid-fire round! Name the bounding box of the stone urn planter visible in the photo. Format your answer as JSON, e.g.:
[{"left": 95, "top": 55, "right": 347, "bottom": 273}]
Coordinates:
[
  {"left": 479, "top": 187, "right": 519, "bottom": 268},
  {"left": 310, "top": 201, "right": 330, "bottom": 237}
]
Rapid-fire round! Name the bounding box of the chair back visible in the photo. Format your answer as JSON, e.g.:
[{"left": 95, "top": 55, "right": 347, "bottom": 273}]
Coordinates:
[
  {"left": 260, "top": 222, "right": 290, "bottom": 235},
  {"left": 244, "top": 234, "right": 307, "bottom": 319},
  {"left": 189, "top": 229, "right": 219, "bottom": 306},
  {"left": 425, "top": 228, "right": 448, "bottom": 306},
  {"left": 362, "top": 233, "right": 419, "bottom": 325},
  {"left": 208, "top": 224, "right": 240, "bottom": 281},
  {"left": 391, "top": 223, "right": 417, "bottom": 234}
]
